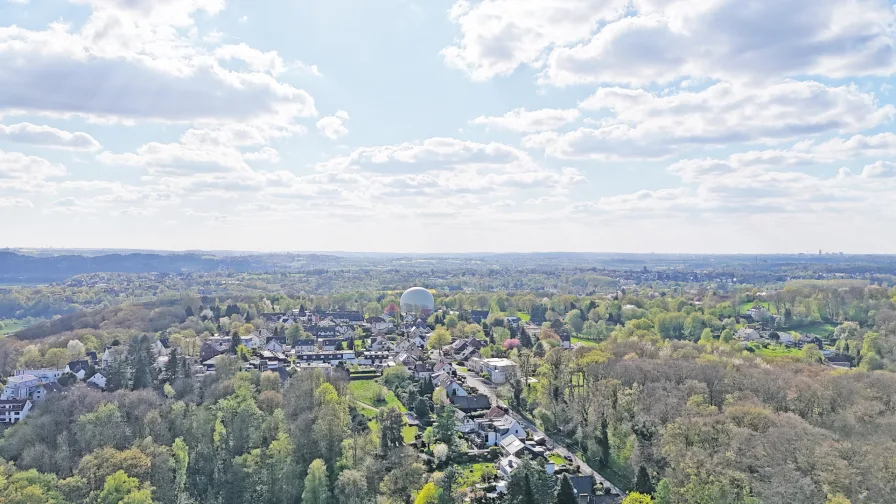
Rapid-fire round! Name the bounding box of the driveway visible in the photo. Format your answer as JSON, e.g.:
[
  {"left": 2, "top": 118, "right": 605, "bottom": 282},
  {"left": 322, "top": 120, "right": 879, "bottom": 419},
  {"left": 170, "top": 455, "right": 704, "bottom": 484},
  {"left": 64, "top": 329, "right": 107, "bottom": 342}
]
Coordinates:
[{"left": 460, "top": 371, "right": 624, "bottom": 497}]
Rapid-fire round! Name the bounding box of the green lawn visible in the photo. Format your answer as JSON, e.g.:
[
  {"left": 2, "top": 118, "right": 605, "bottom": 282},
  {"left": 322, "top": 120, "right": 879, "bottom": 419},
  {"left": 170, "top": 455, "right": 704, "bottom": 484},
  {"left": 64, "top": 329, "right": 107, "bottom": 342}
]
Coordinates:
[
  {"left": 754, "top": 344, "right": 800, "bottom": 360},
  {"left": 456, "top": 463, "right": 495, "bottom": 489},
  {"left": 349, "top": 380, "right": 407, "bottom": 412},
  {"left": 402, "top": 426, "right": 418, "bottom": 444},
  {"left": 354, "top": 339, "right": 364, "bottom": 350},
  {"left": 738, "top": 301, "right": 777, "bottom": 314},
  {"left": 548, "top": 454, "right": 567, "bottom": 465},
  {"left": 0, "top": 319, "right": 27, "bottom": 336},
  {"left": 571, "top": 337, "right": 599, "bottom": 346},
  {"left": 786, "top": 322, "right": 835, "bottom": 338}
]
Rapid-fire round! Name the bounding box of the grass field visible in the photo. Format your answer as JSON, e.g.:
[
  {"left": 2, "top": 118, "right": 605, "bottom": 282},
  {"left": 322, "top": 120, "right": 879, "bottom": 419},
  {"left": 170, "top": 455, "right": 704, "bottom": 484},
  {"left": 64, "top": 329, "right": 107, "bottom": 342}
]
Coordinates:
[
  {"left": 456, "top": 463, "right": 494, "bottom": 488},
  {"left": 548, "top": 454, "right": 567, "bottom": 465},
  {"left": 786, "top": 322, "right": 835, "bottom": 337},
  {"left": 571, "top": 337, "right": 599, "bottom": 346},
  {"left": 738, "top": 301, "right": 776, "bottom": 314},
  {"left": 349, "top": 380, "right": 407, "bottom": 412},
  {"left": 0, "top": 319, "right": 26, "bottom": 336},
  {"left": 754, "top": 345, "right": 800, "bottom": 360},
  {"left": 402, "top": 426, "right": 418, "bottom": 444}
]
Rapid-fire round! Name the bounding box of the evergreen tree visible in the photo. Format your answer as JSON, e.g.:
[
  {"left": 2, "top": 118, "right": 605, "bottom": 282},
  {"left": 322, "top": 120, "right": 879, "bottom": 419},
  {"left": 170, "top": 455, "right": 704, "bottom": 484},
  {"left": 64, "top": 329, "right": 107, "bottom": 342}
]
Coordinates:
[
  {"left": 165, "top": 347, "right": 179, "bottom": 383},
  {"left": 519, "top": 327, "right": 533, "bottom": 348},
  {"left": 635, "top": 465, "right": 654, "bottom": 495},
  {"left": 185, "top": 306, "right": 194, "bottom": 318},
  {"left": 302, "top": 459, "right": 330, "bottom": 504},
  {"left": 379, "top": 406, "right": 404, "bottom": 456},
  {"left": 414, "top": 397, "right": 431, "bottom": 423},
  {"left": 555, "top": 474, "right": 577, "bottom": 504},
  {"left": 230, "top": 333, "right": 241, "bottom": 354},
  {"left": 598, "top": 419, "right": 611, "bottom": 469}
]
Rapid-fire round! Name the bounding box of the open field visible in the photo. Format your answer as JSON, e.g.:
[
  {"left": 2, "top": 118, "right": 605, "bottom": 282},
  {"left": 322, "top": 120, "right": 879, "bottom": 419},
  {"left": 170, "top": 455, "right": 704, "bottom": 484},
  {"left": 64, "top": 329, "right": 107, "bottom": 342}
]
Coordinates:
[
  {"left": 571, "top": 337, "right": 600, "bottom": 346},
  {"left": 0, "top": 319, "right": 26, "bottom": 336},
  {"left": 349, "top": 380, "right": 406, "bottom": 412},
  {"left": 402, "top": 426, "right": 418, "bottom": 444},
  {"left": 456, "top": 462, "right": 494, "bottom": 488}
]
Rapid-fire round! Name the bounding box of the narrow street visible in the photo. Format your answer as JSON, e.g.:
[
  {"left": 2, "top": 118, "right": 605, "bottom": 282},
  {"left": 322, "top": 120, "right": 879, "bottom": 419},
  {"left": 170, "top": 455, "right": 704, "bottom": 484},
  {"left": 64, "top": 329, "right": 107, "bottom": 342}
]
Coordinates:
[{"left": 460, "top": 371, "right": 624, "bottom": 497}]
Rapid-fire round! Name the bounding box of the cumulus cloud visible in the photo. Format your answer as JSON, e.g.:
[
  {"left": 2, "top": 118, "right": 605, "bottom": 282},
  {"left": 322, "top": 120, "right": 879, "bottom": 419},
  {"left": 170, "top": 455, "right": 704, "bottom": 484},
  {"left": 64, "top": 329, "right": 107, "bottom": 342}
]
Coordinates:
[
  {"left": 526, "top": 81, "right": 894, "bottom": 160},
  {"left": 470, "top": 108, "right": 580, "bottom": 132},
  {"left": 316, "top": 111, "right": 350, "bottom": 140},
  {"left": 0, "top": 197, "right": 32, "bottom": 207},
  {"left": 443, "top": 0, "right": 896, "bottom": 86},
  {"left": 442, "top": 0, "right": 625, "bottom": 81},
  {"left": 0, "top": 122, "right": 101, "bottom": 151},
  {"left": 0, "top": 7, "right": 317, "bottom": 127}
]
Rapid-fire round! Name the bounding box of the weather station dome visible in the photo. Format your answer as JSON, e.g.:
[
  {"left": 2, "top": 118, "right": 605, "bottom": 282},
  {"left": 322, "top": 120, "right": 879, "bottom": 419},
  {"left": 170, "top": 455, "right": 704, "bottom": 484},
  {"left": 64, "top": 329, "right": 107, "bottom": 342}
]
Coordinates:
[{"left": 400, "top": 287, "right": 435, "bottom": 316}]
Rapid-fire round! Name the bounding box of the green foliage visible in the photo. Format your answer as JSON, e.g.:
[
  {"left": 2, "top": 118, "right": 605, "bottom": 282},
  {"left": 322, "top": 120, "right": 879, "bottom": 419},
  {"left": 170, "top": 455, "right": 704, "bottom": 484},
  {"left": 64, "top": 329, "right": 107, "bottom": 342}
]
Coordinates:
[{"left": 302, "top": 459, "right": 330, "bottom": 504}]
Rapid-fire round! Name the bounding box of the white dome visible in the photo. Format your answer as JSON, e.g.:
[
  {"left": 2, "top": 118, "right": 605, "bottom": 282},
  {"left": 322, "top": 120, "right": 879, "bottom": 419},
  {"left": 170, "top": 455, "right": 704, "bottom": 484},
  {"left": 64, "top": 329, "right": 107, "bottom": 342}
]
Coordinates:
[{"left": 400, "top": 287, "right": 435, "bottom": 315}]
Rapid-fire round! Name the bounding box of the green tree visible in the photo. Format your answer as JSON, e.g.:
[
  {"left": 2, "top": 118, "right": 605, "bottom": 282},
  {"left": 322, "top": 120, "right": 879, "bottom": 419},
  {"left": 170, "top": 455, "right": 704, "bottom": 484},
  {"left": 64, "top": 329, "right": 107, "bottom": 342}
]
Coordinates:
[
  {"left": 172, "top": 438, "right": 189, "bottom": 504},
  {"left": 313, "top": 383, "right": 349, "bottom": 468},
  {"left": 433, "top": 405, "right": 456, "bottom": 446},
  {"left": 428, "top": 327, "right": 451, "bottom": 353},
  {"left": 302, "top": 459, "right": 330, "bottom": 504},
  {"left": 335, "top": 469, "right": 369, "bottom": 504},
  {"left": 699, "top": 328, "right": 714, "bottom": 343},
  {"left": 622, "top": 493, "right": 654, "bottom": 504},
  {"left": 97, "top": 470, "right": 152, "bottom": 504},
  {"left": 415, "top": 482, "right": 441, "bottom": 504},
  {"left": 565, "top": 310, "right": 585, "bottom": 334},
  {"left": 380, "top": 406, "right": 405, "bottom": 455},
  {"left": 555, "top": 474, "right": 577, "bottom": 504}
]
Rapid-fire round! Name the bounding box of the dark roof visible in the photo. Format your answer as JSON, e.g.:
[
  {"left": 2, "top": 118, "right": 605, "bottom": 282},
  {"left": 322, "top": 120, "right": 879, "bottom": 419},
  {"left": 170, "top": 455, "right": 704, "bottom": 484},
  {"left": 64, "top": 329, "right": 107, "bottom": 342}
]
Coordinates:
[
  {"left": 66, "top": 360, "right": 89, "bottom": 373},
  {"left": 366, "top": 316, "right": 386, "bottom": 323},
  {"left": 470, "top": 310, "right": 490, "bottom": 320},
  {"left": 486, "top": 405, "right": 507, "bottom": 419},
  {"left": 294, "top": 338, "right": 315, "bottom": 346},
  {"left": 158, "top": 338, "right": 171, "bottom": 349},
  {"left": 449, "top": 394, "right": 491, "bottom": 412},
  {"left": 86, "top": 351, "right": 98, "bottom": 362},
  {"left": 321, "top": 311, "right": 363, "bottom": 322},
  {"left": 39, "top": 382, "right": 63, "bottom": 393},
  {"left": 458, "top": 347, "right": 480, "bottom": 361},
  {"left": 274, "top": 366, "right": 292, "bottom": 382},
  {"left": 200, "top": 342, "right": 225, "bottom": 362},
  {"left": 569, "top": 475, "right": 595, "bottom": 498},
  {"left": 0, "top": 399, "right": 29, "bottom": 411},
  {"left": 266, "top": 336, "right": 287, "bottom": 344}
]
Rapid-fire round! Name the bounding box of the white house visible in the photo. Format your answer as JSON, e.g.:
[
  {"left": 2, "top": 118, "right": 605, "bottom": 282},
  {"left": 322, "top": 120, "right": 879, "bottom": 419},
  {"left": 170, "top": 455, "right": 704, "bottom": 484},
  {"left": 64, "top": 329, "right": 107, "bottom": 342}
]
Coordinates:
[
  {"left": 64, "top": 360, "right": 90, "bottom": 380},
  {"left": 454, "top": 409, "right": 477, "bottom": 433},
  {"left": 293, "top": 339, "right": 316, "bottom": 353},
  {"left": 498, "top": 455, "right": 522, "bottom": 479},
  {"left": 499, "top": 434, "right": 526, "bottom": 457},
  {"left": 15, "top": 369, "right": 63, "bottom": 382},
  {"left": 1, "top": 375, "right": 39, "bottom": 400},
  {"left": 736, "top": 328, "right": 762, "bottom": 342},
  {"left": 369, "top": 338, "right": 395, "bottom": 352},
  {"left": 87, "top": 373, "right": 107, "bottom": 390},
  {"left": 477, "top": 414, "right": 527, "bottom": 446},
  {"left": 265, "top": 338, "right": 286, "bottom": 353},
  {"left": 477, "top": 358, "right": 519, "bottom": 384},
  {"left": 154, "top": 338, "right": 171, "bottom": 357},
  {"left": 0, "top": 399, "right": 32, "bottom": 424},
  {"left": 434, "top": 374, "right": 468, "bottom": 397}
]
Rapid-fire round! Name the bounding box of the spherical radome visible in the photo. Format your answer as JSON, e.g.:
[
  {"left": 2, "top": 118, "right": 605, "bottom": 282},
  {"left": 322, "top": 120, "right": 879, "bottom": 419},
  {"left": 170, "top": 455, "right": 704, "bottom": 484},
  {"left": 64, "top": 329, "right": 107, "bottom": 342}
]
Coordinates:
[{"left": 400, "top": 287, "right": 435, "bottom": 315}]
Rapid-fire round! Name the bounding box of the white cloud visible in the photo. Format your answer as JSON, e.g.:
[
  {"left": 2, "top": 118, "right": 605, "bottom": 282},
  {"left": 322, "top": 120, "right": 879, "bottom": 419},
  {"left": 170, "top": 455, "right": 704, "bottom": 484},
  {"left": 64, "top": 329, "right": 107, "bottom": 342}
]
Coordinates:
[
  {"left": 525, "top": 81, "right": 894, "bottom": 160},
  {"left": 441, "top": 0, "right": 626, "bottom": 81},
  {"left": 0, "top": 149, "right": 66, "bottom": 180},
  {"left": 443, "top": 0, "right": 896, "bottom": 86},
  {"left": 0, "top": 122, "right": 101, "bottom": 151},
  {"left": 0, "top": 197, "right": 32, "bottom": 207},
  {"left": 545, "top": 0, "right": 896, "bottom": 86},
  {"left": 0, "top": 11, "right": 317, "bottom": 128},
  {"left": 316, "top": 110, "right": 350, "bottom": 140},
  {"left": 862, "top": 161, "right": 896, "bottom": 178},
  {"left": 215, "top": 43, "right": 285, "bottom": 76},
  {"left": 470, "top": 108, "right": 580, "bottom": 132}
]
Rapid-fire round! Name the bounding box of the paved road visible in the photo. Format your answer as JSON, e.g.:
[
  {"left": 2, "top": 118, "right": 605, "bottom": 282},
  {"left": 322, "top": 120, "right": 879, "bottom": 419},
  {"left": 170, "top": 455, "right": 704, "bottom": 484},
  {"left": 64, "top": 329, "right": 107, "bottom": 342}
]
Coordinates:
[{"left": 460, "top": 371, "right": 624, "bottom": 497}]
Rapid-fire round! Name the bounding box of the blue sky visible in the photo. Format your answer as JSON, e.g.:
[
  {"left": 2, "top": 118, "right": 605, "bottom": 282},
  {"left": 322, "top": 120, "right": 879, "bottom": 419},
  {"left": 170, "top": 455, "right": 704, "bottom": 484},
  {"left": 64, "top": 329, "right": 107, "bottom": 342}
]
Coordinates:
[{"left": 1, "top": 0, "right": 896, "bottom": 253}]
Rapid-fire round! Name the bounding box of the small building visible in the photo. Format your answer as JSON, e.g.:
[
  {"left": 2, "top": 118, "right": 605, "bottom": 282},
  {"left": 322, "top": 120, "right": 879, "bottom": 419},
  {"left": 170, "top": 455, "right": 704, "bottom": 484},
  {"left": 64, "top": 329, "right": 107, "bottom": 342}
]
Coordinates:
[
  {"left": 450, "top": 394, "right": 491, "bottom": 413},
  {"left": 64, "top": 360, "right": 91, "bottom": 380},
  {"left": 265, "top": 337, "right": 287, "bottom": 353},
  {"left": 1, "top": 374, "right": 40, "bottom": 400},
  {"left": 499, "top": 434, "right": 526, "bottom": 457},
  {"left": 736, "top": 328, "right": 762, "bottom": 342},
  {"left": 470, "top": 310, "right": 490, "bottom": 324},
  {"left": 498, "top": 455, "right": 522, "bottom": 479},
  {"left": 87, "top": 373, "right": 107, "bottom": 390},
  {"left": 293, "top": 339, "right": 316, "bottom": 353},
  {"left": 0, "top": 399, "right": 32, "bottom": 424},
  {"left": 475, "top": 358, "right": 519, "bottom": 384},
  {"left": 154, "top": 338, "right": 171, "bottom": 356}
]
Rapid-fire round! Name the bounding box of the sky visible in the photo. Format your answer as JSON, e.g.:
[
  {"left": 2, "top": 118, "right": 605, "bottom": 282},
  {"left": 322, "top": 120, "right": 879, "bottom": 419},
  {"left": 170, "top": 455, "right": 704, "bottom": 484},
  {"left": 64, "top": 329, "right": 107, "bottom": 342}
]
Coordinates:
[{"left": 1, "top": 0, "right": 896, "bottom": 254}]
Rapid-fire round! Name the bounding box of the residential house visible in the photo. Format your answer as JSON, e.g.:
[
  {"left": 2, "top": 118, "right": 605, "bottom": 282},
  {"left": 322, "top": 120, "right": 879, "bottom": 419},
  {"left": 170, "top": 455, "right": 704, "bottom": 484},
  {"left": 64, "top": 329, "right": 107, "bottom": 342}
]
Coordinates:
[
  {"left": 202, "top": 355, "right": 231, "bottom": 372},
  {"left": 435, "top": 374, "right": 468, "bottom": 398},
  {"left": 15, "top": 369, "right": 63, "bottom": 382},
  {"left": 499, "top": 434, "right": 526, "bottom": 457},
  {"left": 412, "top": 362, "right": 434, "bottom": 379},
  {"left": 449, "top": 394, "right": 491, "bottom": 412},
  {"left": 736, "top": 328, "right": 762, "bottom": 342},
  {"left": 798, "top": 334, "right": 824, "bottom": 350},
  {"left": 1, "top": 374, "right": 39, "bottom": 400},
  {"left": 293, "top": 339, "right": 316, "bottom": 352},
  {"left": 434, "top": 361, "right": 455, "bottom": 375},
  {"left": 64, "top": 360, "right": 91, "bottom": 380},
  {"left": 366, "top": 316, "right": 391, "bottom": 332},
  {"left": 0, "top": 400, "right": 32, "bottom": 424},
  {"left": 470, "top": 310, "right": 490, "bottom": 324},
  {"left": 498, "top": 455, "right": 522, "bottom": 479},
  {"left": 265, "top": 336, "right": 287, "bottom": 353},
  {"left": 319, "top": 338, "right": 344, "bottom": 351},
  {"left": 86, "top": 351, "right": 98, "bottom": 365},
  {"left": 569, "top": 475, "right": 599, "bottom": 504},
  {"left": 102, "top": 346, "right": 126, "bottom": 368},
  {"left": 295, "top": 362, "right": 334, "bottom": 375},
  {"left": 560, "top": 332, "right": 572, "bottom": 349},
  {"left": 357, "top": 351, "right": 390, "bottom": 366},
  {"left": 475, "top": 358, "right": 519, "bottom": 384},
  {"left": 199, "top": 341, "right": 224, "bottom": 362},
  {"left": 454, "top": 409, "right": 477, "bottom": 433},
  {"left": 297, "top": 350, "right": 357, "bottom": 365},
  {"left": 321, "top": 311, "right": 364, "bottom": 323},
  {"left": 369, "top": 337, "right": 395, "bottom": 352},
  {"left": 154, "top": 338, "right": 171, "bottom": 356},
  {"left": 395, "top": 339, "right": 418, "bottom": 353},
  {"left": 87, "top": 373, "right": 107, "bottom": 390},
  {"left": 476, "top": 413, "right": 527, "bottom": 446},
  {"left": 32, "top": 382, "right": 62, "bottom": 402},
  {"left": 457, "top": 347, "right": 480, "bottom": 364},
  {"left": 504, "top": 316, "right": 521, "bottom": 329}
]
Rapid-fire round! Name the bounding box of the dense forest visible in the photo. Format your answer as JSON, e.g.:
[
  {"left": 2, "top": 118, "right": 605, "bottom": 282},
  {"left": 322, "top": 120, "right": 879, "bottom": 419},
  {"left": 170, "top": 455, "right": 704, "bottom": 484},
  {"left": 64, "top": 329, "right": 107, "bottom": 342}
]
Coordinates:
[{"left": 1, "top": 274, "right": 895, "bottom": 503}]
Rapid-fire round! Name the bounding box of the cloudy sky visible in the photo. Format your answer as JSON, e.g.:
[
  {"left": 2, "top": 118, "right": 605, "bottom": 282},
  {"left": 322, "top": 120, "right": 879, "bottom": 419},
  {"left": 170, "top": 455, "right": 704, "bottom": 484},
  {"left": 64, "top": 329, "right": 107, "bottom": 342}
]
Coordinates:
[{"left": 2, "top": 0, "right": 896, "bottom": 253}]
